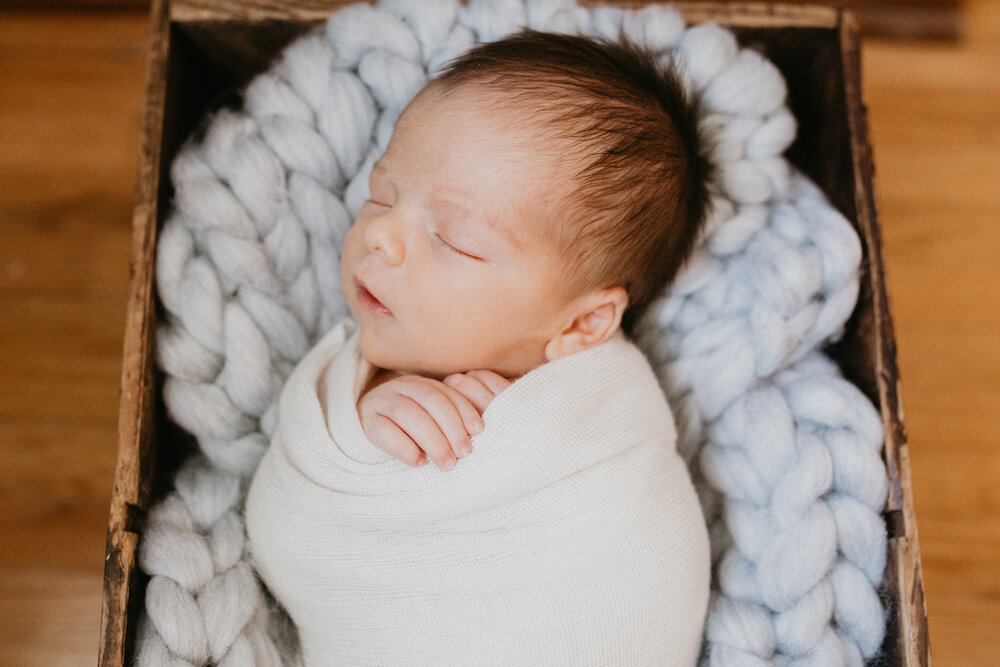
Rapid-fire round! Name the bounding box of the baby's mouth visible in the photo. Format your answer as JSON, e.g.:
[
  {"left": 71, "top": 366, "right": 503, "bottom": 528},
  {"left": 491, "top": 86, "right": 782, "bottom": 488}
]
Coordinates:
[{"left": 355, "top": 276, "right": 392, "bottom": 316}]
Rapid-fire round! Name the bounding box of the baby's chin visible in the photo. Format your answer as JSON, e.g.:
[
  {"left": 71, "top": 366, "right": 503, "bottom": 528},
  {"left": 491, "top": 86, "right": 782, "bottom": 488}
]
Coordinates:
[
  {"left": 358, "top": 330, "right": 526, "bottom": 382},
  {"left": 356, "top": 327, "right": 443, "bottom": 378}
]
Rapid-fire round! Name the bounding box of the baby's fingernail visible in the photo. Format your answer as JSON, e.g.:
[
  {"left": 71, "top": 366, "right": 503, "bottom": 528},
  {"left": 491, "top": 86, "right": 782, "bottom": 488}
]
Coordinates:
[
  {"left": 471, "top": 419, "right": 484, "bottom": 434},
  {"left": 440, "top": 457, "right": 456, "bottom": 471},
  {"left": 458, "top": 437, "right": 473, "bottom": 456}
]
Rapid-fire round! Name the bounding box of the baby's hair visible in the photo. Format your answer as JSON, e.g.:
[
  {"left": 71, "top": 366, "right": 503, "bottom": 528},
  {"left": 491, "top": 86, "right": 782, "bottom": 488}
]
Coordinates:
[{"left": 429, "top": 27, "right": 714, "bottom": 337}]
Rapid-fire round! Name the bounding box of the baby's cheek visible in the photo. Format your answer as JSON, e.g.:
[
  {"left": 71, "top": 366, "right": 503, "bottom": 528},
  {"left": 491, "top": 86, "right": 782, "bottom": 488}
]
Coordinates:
[
  {"left": 340, "top": 226, "right": 365, "bottom": 283},
  {"left": 342, "top": 222, "right": 361, "bottom": 257}
]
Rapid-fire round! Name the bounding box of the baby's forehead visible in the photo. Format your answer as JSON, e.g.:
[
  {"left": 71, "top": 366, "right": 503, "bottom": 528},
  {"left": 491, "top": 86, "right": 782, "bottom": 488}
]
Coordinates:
[
  {"left": 396, "top": 84, "right": 568, "bottom": 163},
  {"left": 389, "top": 82, "right": 586, "bottom": 238},
  {"left": 408, "top": 80, "right": 570, "bottom": 141}
]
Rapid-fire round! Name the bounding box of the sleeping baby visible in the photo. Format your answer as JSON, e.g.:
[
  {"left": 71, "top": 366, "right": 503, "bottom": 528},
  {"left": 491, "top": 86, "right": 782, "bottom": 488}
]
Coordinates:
[{"left": 246, "top": 28, "right": 713, "bottom": 666}]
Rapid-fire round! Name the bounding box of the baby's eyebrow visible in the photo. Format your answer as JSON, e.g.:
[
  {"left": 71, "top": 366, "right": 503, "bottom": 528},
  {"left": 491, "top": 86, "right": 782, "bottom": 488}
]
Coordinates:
[{"left": 431, "top": 189, "right": 524, "bottom": 252}]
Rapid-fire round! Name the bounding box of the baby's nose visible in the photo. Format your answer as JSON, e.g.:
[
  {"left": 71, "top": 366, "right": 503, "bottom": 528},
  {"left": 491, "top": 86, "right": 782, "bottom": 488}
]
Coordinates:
[{"left": 365, "top": 213, "right": 405, "bottom": 266}]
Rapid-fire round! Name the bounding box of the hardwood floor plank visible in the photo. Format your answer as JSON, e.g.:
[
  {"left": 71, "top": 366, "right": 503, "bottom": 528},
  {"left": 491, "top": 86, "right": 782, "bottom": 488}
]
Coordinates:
[
  {"left": 0, "top": 10, "right": 144, "bottom": 667},
  {"left": 864, "top": 0, "right": 1000, "bottom": 662}
]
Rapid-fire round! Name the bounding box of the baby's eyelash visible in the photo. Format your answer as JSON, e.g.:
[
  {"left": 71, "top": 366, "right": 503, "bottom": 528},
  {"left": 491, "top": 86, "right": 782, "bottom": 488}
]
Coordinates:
[{"left": 434, "top": 232, "right": 480, "bottom": 261}]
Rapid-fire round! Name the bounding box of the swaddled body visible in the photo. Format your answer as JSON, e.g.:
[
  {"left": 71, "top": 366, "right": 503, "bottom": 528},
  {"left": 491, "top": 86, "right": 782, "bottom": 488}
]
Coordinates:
[
  {"left": 246, "top": 316, "right": 710, "bottom": 666},
  {"left": 248, "top": 26, "right": 716, "bottom": 666}
]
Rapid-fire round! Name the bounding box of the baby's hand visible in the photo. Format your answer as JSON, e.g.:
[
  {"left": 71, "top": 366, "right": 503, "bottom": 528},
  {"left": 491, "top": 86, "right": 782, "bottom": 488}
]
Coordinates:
[
  {"left": 357, "top": 371, "right": 511, "bottom": 471},
  {"left": 441, "top": 370, "right": 512, "bottom": 415}
]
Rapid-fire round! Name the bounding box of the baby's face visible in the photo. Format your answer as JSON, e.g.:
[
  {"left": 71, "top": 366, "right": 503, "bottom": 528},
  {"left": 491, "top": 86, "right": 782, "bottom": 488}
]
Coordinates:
[{"left": 340, "top": 84, "right": 575, "bottom": 380}]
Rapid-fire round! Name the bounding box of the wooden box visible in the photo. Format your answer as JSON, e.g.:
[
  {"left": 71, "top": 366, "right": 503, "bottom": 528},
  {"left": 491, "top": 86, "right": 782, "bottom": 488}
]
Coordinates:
[{"left": 99, "top": 1, "right": 930, "bottom": 665}]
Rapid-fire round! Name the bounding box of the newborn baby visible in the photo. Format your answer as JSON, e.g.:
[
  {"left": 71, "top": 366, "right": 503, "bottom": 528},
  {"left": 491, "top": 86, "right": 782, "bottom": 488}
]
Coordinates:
[{"left": 247, "top": 28, "right": 713, "bottom": 666}]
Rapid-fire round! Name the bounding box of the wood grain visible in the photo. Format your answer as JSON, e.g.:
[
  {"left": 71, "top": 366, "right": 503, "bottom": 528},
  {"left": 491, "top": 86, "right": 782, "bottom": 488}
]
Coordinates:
[
  {"left": 837, "top": 12, "right": 930, "bottom": 663},
  {"left": 863, "top": 2, "right": 1000, "bottom": 664},
  {"left": 0, "top": 3, "right": 997, "bottom": 666},
  {"left": 0, "top": 10, "right": 146, "bottom": 667},
  {"left": 102, "top": 5, "right": 929, "bottom": 663},
  {"left": 166, "top": 0, "right": 840, "bottom": 26},
  {"left": 0, "top": 0, "right": 963, "bottom": 39}
]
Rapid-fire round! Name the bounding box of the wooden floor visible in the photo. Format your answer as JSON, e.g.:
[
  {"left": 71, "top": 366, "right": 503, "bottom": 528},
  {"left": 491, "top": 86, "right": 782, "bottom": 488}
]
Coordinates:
[{"left": 0, "top": 5, "right": 997, "bottom": 666}]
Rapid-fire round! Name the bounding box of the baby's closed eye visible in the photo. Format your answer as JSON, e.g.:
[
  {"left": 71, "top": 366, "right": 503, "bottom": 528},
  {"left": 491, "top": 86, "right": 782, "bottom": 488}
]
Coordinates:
[{"left": 434, "top": 231, "right": 482, "bottom": 261}]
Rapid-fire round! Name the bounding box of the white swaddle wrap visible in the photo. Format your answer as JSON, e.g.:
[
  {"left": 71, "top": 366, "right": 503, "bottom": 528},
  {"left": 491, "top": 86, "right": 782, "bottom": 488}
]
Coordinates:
[{"left": 246, "top": 316, "right": 710, "bottom": 666}]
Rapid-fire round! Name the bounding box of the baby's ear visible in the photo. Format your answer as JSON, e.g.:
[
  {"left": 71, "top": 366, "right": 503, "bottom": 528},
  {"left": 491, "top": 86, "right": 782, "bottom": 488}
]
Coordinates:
[{"left": 544, "top": 286, "right": 628, "bottom": 361}]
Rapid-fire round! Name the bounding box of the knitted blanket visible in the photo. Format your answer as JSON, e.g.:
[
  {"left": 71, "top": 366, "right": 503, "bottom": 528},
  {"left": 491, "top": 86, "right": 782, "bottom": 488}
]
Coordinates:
[{"left": 245, "top": 316, "right": 710, "bottom": 666}]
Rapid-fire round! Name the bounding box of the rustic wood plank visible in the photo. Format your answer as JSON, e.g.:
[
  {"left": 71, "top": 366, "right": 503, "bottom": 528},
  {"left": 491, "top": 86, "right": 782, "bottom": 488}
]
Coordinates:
[
  {"left": 166, "top": 0, "right": 840, "bottom": 27},
  {"left": 3, "top": 0, "right": 960, "bottom": 39},
  {"left": 838, "top": 10, "right": 931, "bottom": 666},
  {"left": 97, "top": 0, "right": 169, "bottom": 664},
  {"left": 0, "top": 0, "right": 965, "bottom": 40}
]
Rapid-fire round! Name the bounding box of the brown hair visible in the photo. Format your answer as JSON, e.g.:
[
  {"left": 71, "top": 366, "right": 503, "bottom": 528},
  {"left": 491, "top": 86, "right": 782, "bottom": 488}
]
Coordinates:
[{"left": 429, "top": 27, "right": 714, "bottom": 337}]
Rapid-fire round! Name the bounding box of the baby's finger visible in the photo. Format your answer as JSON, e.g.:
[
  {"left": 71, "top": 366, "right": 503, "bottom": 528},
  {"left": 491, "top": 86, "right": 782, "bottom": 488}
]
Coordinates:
[
  {"left": 362, "top": 412, "right": 428, "bottom": 468},
  {"left": 465, "top": 369, "right": 513, "bottom": 397},
  {"left": 442, "top": 373, "right": 495, "bottom": 415},
  {"left": 432, "top": 381, "right": 486, "bottom": 438},
  {"left": 395, "top": 379, "right": 476, "bottom": 460},
  {"left": 375, "top": 392, "right": 457, "bottom": 471}
]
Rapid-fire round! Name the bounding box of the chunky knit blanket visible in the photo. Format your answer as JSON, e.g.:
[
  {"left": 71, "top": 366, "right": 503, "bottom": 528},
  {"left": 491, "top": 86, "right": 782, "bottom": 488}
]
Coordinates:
[
  {"left": 245, "top": 317, "right": 710, "bottom": 665},
  {"left": 136, "top": 1, "right": 891, "bottom": 665}
]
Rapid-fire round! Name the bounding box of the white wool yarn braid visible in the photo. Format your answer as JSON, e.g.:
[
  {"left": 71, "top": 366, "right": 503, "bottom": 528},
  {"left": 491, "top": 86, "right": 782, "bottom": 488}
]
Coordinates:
[{"left": 136, "top": 0, "right": 890, "bottom": 665}]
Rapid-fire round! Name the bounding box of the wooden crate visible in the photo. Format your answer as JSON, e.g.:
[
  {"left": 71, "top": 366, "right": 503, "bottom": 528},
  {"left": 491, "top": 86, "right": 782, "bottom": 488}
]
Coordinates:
[
  {"left": 98, "top": 1, "right": 930, "bottom": 665},
  {"left": 0, "top": 0, "right": 962, "bottom": 40}
]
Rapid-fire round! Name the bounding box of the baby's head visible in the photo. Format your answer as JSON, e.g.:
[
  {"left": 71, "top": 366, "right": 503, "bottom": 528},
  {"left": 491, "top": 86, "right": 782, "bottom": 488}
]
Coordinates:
[{"left": 341, "top": 28, "right": 712, "bottom": 381}]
